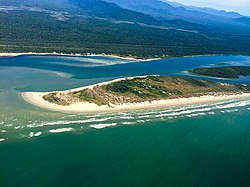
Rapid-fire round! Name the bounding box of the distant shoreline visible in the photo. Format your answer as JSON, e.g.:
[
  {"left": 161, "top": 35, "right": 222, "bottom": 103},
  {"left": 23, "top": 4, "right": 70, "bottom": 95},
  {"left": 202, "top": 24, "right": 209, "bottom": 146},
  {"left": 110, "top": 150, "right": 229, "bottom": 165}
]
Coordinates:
[
  {"left": 1, "top": 52, "right": 247, "bottom": 61},
  {"left": 0, "top": 52, "right": 160, "bottom": 61},
  {"left": 22, "top": 76, "right": 250, "bottom": 113}
]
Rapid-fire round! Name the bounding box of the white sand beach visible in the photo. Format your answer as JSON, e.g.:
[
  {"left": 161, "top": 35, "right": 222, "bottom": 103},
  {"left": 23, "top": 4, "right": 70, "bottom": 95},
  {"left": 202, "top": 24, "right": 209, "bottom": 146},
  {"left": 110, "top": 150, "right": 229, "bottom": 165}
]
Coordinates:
[
  {"left": 0, "top": 52, "right": 158, "bottom": 61},
  {"left": 0, "top": 52, "right": 59, "bottom": 57},
  {"left": 22, "top": 77, "right": 250, "bottom": 113}
]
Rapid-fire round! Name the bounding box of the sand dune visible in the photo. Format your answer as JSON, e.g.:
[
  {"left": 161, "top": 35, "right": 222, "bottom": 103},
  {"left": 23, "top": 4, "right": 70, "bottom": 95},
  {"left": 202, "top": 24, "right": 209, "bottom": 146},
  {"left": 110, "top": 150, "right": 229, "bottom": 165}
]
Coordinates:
[{"left": 22, "top": 77, "right": 250, "bottom": 113}]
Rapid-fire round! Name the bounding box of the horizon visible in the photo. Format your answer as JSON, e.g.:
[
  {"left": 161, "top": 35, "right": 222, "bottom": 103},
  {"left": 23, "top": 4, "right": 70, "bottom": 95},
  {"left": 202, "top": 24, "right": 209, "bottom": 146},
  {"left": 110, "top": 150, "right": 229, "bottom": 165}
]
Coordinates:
[{"left": 166, "top": 0, "right": 250, "bottom": 16}]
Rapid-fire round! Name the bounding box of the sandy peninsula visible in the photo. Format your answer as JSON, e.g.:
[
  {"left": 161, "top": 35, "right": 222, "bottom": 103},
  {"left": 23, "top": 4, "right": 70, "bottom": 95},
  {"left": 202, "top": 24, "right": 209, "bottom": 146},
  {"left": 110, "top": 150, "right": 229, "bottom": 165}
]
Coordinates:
[{"left": 22, "top": 76, "right": 250, "bottom": 113}]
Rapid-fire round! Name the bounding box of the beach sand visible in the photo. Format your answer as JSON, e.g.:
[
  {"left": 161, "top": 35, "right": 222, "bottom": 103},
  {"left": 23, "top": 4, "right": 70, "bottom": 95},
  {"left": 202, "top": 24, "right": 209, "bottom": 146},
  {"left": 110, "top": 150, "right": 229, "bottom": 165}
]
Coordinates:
[
  {"left": 0, "top": 52, "right": 59, "bottom": 57},
  {"left": 22, "top": 77, "right": 250, "bottom": 113},
  {"left": 0, "top": 52, "right": 159, "bottom": 61}
]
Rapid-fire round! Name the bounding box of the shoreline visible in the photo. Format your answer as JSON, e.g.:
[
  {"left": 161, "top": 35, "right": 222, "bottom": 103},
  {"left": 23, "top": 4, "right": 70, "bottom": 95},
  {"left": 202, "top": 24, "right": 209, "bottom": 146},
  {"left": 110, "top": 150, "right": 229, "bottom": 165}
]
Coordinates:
[
  {"left": 0, "top": 52, "right": 247, "bottom": 62},
  {"left": 22, "top": 77, "right": 250, "bottom": 113},
  {"left": 0, "top": 52, "right": 160, "bottom": 61}
]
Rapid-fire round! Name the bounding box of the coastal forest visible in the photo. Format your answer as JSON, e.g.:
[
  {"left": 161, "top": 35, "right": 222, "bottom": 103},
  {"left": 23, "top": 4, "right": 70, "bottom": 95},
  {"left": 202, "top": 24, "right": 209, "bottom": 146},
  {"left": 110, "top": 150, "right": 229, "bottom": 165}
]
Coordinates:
[{"left": 1, "top": 0, "right": 250, "bottom": 58}]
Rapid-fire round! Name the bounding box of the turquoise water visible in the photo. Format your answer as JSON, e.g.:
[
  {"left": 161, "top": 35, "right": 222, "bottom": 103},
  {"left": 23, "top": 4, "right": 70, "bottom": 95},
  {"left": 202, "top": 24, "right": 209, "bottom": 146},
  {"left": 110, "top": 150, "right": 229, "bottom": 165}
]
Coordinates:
[{"left": 0, "top": 55, "right": 250, "bottom": 186}]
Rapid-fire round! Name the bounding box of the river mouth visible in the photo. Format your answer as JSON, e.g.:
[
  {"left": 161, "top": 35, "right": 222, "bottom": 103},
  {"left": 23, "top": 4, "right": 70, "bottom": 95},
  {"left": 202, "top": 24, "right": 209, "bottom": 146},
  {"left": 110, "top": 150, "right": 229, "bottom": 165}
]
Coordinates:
[
  {"left": 1, "top": 55, "right": 250, "bottom": 187},
  {"left": 0, "top": 55, "right": 250, "bottom": 142}
]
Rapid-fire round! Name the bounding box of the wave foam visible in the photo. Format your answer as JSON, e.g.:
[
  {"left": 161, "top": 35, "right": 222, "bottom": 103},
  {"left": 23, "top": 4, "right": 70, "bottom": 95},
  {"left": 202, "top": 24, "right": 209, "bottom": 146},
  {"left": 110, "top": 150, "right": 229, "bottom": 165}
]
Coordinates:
[
  {"left": 156, "top": 107, "right": 213, "bottom": 117},
  {"left": 27, "top": 117, "right": 112, "bottom": 128},
  {"left": 137, "top": 120, "right": 145, "bottom": 123},
  {"left": 34, "top": 131, "right": 42, "bottom": 137},
  {"left": 90, "top": 123, "right": 117, "bottom": 129},
  {"left": 29, "top": 132, "right": 34, "bottom": 137},
  {"left": 121, "top": 121, "right": 136, "bottom": 125},
  {"left": 29, "top": 131, "right": 42, "bottom": 138},
  {"left": 120, "top": 116, "right": 134, "bottom": 119},
  {"left": 49, "top": 128, "right": 74, "bottom": 133}
]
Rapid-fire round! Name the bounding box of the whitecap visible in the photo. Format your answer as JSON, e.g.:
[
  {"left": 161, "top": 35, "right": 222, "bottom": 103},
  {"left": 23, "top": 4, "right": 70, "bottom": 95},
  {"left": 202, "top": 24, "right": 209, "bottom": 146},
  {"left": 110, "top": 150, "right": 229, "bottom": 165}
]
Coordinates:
[
  {"left": 215, "top": 100, "right": 250, "bottom": 110},
  {"left": 90, "top": 123, "right": 117, "bottom": 129},
  {"left": 29, "top": 132, "right": 34, "bottom": 137},
  {"left": 28, "top": 117, "right": 112, "bottom": 128},
  {"left": 154, "top": 100, "right": 249, "bottom": 118},
  {"left": 0, "top": 138, "right": 5, "bottom": 142},
  {"left": 137, "top": 120, "right": 145, "bottom": 123},
  {"left": 120, "top": 116, "right": 134, "bottom": 119},
  {"left": 138, "top": 115, "right": 151, "bottom": 119},
  {"left": 34, "top": 131, "right": 42, "bottom": 137},
  {"left": 198, "top": 113, "right": 206, "bottom": 116},
  {"left": 49, "top": 128, "right": 74, "bottom": 133},
  {"left": 156, "top": 107, "right": 213, "bottom": 117},
  {"left": 121, "top": 122, "right": 136, "bottom": 125},
  {"left": 190, "top": 114, "right": 199, "bottom": 117}
]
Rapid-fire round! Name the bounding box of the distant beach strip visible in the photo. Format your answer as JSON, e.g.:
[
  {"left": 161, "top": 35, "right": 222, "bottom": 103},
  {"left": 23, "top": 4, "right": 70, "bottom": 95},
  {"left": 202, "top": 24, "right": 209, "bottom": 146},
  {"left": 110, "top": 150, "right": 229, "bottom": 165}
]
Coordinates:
[{"left": 0, "top": 52, "right": 159, "bottom": 61}]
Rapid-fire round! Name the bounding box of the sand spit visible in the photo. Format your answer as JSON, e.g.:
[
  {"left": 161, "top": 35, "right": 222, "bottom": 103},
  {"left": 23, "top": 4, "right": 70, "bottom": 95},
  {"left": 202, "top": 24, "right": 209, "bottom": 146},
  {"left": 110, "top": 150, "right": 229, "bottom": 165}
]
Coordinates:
[{"left": 22, "top": 77, "right": 250, "bottom": 113}]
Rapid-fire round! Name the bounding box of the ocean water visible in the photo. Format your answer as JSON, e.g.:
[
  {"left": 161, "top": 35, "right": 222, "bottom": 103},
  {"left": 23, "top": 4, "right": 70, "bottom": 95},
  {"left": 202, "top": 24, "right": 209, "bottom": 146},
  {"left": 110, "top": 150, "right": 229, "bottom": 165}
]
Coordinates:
[{"left": 0, "top": 55, "right": 250, "bottom": 186}]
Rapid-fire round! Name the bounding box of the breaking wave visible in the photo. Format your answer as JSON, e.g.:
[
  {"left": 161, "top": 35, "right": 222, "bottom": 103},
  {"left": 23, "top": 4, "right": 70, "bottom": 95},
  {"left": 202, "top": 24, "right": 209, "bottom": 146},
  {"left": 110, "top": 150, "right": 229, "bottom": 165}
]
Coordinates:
[
  {"left": 90, "top": 123, "right": 117, "bottom": 129},
  {"left": 49, "top": 128, "right": 74, "bottom": 133}
]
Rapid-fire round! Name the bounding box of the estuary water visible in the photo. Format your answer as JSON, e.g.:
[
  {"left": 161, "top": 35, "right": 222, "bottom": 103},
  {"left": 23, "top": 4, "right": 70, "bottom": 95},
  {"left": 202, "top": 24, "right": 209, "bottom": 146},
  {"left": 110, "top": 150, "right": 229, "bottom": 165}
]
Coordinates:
[{"left": 0, "top": 55, "right": 250, "bottom": 187}]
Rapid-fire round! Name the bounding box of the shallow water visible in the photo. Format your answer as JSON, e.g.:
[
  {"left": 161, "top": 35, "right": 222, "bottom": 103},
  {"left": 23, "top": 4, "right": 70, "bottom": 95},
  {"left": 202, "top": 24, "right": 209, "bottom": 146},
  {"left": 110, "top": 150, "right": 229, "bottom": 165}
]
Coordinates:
[{"left": 0, "top": 55, "right": 250, "bottom": 186}]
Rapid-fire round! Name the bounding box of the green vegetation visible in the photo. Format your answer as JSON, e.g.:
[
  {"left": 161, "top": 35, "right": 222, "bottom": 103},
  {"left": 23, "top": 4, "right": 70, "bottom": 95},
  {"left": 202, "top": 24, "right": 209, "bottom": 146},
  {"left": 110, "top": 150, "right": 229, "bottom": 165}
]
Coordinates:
[
  {"left": 1, "top": 10, "right": 250, "bottom": 58},
  {"left": 43, "top": 93, "right": 69, "bottom": 106},
  {"left": 72, "top": 89, "right": 109, "bottom": 106},
  {"left": 43, "top": 76, "right": 250, "bottom": 106},
  {"left": 189, "top": 66, "right": 250, "bottom": 79}
]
